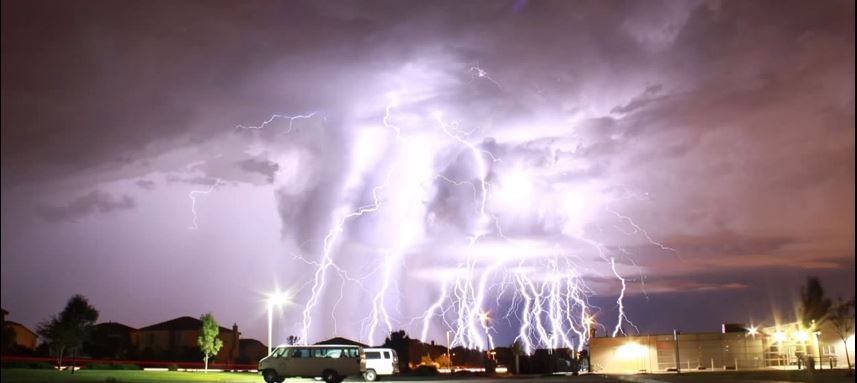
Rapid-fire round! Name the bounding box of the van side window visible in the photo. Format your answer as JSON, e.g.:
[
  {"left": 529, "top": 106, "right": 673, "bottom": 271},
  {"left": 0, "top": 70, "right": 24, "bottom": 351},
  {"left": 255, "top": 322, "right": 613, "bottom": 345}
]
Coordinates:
[
  {"left": 383, "top": 351, "right": 391, "bottom": 359},
  {"left": 273, "top": 347, "right": 288, "bottom": 358},
  {"left": 366, "top": 351, "right": 381, "bottom": 359},
  {"left": 313, "top": 348, "right": 343, "bottom": 358},
  {"left": 342, "top": 348, "right": 358, "bottom": 358},
  {"left": 292, "top": 348, "right": 310, "bottom": 358}
]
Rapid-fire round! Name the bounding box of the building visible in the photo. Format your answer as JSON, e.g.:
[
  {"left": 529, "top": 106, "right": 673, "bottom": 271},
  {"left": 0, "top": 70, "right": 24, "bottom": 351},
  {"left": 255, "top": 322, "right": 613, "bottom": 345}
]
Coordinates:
[
  {"left": 590, "top": 321, "right": 856, "bottom": 373},
  {"left": 762, "top": 320, "right": 855, "bottom": 369},
  {"left": 85, "top": 322, "right": 136, "bottom": 359},
  {"left": 590, "top": 328, "right": 763, "bottom": 373},
  {"left": 238, "top": 338, "right": 268, "bottom": 364},
  {"left": 4, "top": 321, "right": 38, "bottom": 350},
  {"left": 133, "top": 316, "right": 239, "bottom": 364}
]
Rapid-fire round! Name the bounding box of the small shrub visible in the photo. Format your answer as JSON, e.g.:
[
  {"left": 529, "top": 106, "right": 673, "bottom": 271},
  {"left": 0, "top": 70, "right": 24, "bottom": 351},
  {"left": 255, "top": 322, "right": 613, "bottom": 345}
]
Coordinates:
[
  {"left": 30, "top": 361, "right": 55, "bottom": 369},
  {"left": 412, "top": 364, "right": 439, "bottom": 376},
  {"left": 0, "top": 360, "right": 55, "bottom": 369},
  {"left": 167, "top": 364, "right": 179, "bottom": 371},
  {"left": 84, "top": 363, "right": 141, "bottom": 370}
]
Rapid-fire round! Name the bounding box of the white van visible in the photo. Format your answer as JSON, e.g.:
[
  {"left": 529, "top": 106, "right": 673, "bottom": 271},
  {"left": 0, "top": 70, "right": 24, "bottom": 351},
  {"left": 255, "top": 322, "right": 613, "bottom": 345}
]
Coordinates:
[
  {"left": 362, "top": 347, "right": 399, "bottom": 381},
  {"left": 258, "top": 344, "right": 365, "bottom": 383}
]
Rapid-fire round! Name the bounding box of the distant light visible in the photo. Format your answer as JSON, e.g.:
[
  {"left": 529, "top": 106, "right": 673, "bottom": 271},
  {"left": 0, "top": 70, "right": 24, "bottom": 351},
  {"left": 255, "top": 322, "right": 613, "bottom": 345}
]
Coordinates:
[
  {"left": 584, "top": 316, "right": 594, "bottom": 326},
  {"left": 267, "top": 291, "right": 291, "bottom": 307},
  {"left": 616, "top": 342, "right": 647, "bottom": 360},
  {"left": 794, "top": 331, "right": 810, "bottom": 342},
  {"left": 748, "top": 326, "right": 758, "bottom": 336},
  {"left": 773, "top": 331, "right": 787, "bottom": 343},
  {"left": 480, "top": 312, "right": 490, "bottom": 322}
]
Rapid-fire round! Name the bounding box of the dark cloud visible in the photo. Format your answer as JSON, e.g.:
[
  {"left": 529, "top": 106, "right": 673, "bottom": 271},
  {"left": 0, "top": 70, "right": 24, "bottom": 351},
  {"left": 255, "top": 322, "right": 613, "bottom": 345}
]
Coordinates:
[
  {"left": 135, "top": 179, "right": 156, "bottom": 190},
  {"left": 1, "top": 0, "right": 853, "bottom": 345},
  {"left": 38, "top": 190, "right": 135, "bottom": 222},
  {"left": 237, "top": 158, "right": 279, "bottom": 184}
]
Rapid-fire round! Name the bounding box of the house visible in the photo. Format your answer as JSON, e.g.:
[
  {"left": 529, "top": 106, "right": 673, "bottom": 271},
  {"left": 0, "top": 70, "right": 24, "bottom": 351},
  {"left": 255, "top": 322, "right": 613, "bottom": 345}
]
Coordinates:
[
  {"left": 133, "top": 316, "right": 239, "bottom": 364},
  {"left": 238, "top": 338, "right": 268, "bottom": 364},
  {"left": 4, "top": 321, "right": 38, "bottom": 350},
  {"left": 85, "top": 322, "right": 136, "bottom": 359}
]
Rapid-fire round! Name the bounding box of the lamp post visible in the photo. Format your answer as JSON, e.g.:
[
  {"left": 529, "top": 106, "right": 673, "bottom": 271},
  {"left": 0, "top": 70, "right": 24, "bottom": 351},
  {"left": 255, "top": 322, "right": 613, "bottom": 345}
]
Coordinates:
[
  {"left": 266, "top": 291, "right": 290, "bottom": 355},
  {"left": 446, "top": 330, "right": 453, "bottom": 372}
]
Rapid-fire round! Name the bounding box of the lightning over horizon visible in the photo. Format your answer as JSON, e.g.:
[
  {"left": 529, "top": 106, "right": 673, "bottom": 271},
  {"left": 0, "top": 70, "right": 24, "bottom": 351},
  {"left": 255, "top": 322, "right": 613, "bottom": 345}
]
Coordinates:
[
  {"left": 203, "top": 66, "right": 681, "bottom": 352},
  {"left": 4, "top": 0, "right": 852, "bottom": 364}
]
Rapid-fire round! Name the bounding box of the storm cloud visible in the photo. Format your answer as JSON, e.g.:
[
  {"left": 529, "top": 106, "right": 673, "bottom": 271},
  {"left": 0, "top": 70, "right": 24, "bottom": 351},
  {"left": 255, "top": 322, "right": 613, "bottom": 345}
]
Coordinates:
[{"left": 2, "top": 0, "right": 853, "bottom": 345}]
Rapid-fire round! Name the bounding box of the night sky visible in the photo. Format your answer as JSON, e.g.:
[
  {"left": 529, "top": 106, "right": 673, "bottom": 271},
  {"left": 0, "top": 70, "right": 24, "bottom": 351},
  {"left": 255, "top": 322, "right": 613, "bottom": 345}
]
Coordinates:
[{"left": 1, "top": 0, "right": 854, "bottom": 349}]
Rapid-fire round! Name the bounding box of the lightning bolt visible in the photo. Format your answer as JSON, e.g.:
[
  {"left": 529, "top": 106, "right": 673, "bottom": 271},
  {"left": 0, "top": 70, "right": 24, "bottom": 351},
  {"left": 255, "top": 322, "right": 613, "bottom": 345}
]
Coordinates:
[
  {"left": 187, "top": 178, "right": 222, "bottom": 230},
  {"left": 236, "top": 112, "right": 318, "bottom": 132},
  {"left": 230, "top": 66, "right": 672, "bottom": 355}
]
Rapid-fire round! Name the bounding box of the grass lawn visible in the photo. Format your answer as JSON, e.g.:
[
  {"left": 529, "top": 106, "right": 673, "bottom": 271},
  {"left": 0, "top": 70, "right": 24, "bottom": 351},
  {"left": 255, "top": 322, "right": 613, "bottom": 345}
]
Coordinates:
[
  {"left": 616, "top": 368, "right": 855, "bottom": 383},
  {"left": 0, "top": 369, "right": 265, "bottom": 383}
]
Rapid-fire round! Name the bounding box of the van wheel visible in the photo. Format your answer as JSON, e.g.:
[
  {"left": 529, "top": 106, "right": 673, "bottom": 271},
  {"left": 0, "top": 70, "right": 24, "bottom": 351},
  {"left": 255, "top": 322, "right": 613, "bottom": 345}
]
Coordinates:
[
  {"left": 364, "top": 369, "right": 378, "bottom": 381},
  {"left": 262, "top": 369, "right": 281, "bottom": 383},
  {"left": 322, "top": 369, "right": 340, "bottom": 383}
]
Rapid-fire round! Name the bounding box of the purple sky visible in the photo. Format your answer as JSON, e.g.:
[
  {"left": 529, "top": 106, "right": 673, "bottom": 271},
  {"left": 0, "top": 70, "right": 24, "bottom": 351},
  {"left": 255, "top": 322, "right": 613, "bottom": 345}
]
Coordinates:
[{"left": 1, "top": 0, "right": 854, "bottom": 349}]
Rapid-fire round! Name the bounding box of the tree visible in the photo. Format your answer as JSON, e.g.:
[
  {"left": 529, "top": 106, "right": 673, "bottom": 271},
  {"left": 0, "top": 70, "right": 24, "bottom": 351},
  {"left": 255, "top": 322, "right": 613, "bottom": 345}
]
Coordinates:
[
  {"left": 383, "top": 330, "right": 411, "bottom": 373},
  {"left": 286, "top": 335, "right": 301, "bottom": 345},
  {"left": 419, "top": 354, "right": 437, "bottom": 367},
  {"left": 828, "top": 297, "right": 854, "bottom": 372},
  {"left": 36, "top": 295, "right": 99, "bottom": 374},
  {"left": 434, "top": 352, "right": 451, "bottom": 369},
  {"left": 799, "top": 277, "right": 832, "bottom": 328},
  {"left": 197, "top": 313, "right": 223, "bottom": 373}
]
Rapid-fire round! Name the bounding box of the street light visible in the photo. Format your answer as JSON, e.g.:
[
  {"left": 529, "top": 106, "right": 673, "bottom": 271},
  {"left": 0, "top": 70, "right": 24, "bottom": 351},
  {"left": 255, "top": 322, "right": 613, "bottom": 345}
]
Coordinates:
[
  {"left": 748, "top": 326, "right": 759, "bottom": 336},
  {"left": 266, "top": 290, "right": 291, "bottom": 355},
  {"left": 584, "top": 316, "right": 595, "bottom": 338},
  {"left": 446, "top": 330, "right": 453, "bottom": 372}
]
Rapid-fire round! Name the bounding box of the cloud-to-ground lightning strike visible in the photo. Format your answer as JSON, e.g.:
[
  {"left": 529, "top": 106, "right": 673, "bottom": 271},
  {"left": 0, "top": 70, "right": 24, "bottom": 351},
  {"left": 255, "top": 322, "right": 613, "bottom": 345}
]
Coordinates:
[
  {"left": 217, "top": 66, "right": 675, "bottom": 352},
  {"left": 187, "top": 178, "right": 222, "bottom": 229}
]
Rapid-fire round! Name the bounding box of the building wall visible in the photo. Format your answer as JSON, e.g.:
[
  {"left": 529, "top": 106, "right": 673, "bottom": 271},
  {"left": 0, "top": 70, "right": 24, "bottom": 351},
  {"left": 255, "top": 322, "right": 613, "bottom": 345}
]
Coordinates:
[
  {"left": 133, "top": 329, "right": 239, "bottom": 363},
  {"left": 590, "top": 333, "right": 764, "bottom": 374},
  {"left": 7, "top": 323, "right": 37, "bottom": 350}
]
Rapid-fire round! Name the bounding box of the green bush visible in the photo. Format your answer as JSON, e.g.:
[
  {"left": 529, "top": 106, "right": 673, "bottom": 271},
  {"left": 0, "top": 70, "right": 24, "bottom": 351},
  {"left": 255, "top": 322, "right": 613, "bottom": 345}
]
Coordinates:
[
  {"left": 84, "top": 363, "right": 141, "bottom": 370},
  {"left": 167, "top": 363, "right": 179, "bottom": 371},
  {"left": 0, "top": 360, "right": 55, "bottom": 369},
  {"left": 412, "top": 364, "right": 439, "bottom": 376}
]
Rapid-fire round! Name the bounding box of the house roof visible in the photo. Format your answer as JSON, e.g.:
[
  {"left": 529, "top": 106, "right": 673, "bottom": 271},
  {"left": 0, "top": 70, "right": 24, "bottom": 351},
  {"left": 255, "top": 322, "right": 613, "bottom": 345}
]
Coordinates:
[
  {"left": 315, "top": 337, "right": 368, "bottom": 348},
  {"left": 137, "top": 316, "right": 234, "bottom": 333},
  {"left": 4, "top": 321, "right": 37, "bottom": 337},
  {"left": 95, "top": 321, "right": 137, "bottom": 331},
  {"left": 240, "top": 338, "right": 266, "bottom": 348}
]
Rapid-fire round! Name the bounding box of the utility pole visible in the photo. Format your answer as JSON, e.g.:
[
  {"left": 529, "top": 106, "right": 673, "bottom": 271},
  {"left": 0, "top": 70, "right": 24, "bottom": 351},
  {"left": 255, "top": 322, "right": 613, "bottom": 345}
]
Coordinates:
[
  {"left": 446, "top": 331, "right": 452, "bottom": 372},
  {"left": 673, "top": 329, "right": 681, "bottom": 374}
]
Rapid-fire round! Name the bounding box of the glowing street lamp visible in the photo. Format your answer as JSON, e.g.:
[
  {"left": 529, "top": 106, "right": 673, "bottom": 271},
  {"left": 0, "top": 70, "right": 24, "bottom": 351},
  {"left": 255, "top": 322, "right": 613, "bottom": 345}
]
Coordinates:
[
  {"left": 748, "top": 326, "right": 759, "bottom": 337},
  {"left": 480, "top": 311, "right": 491, "bottom": 323},
  {"left": 446, "top": 330, "right": 453, "bottom": 371},
  {"left": 584, "top": 315, "right": 596, "bottom": 339},
  {"left": 266, "top": 290, "right": 291, "bottom": 355}
]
